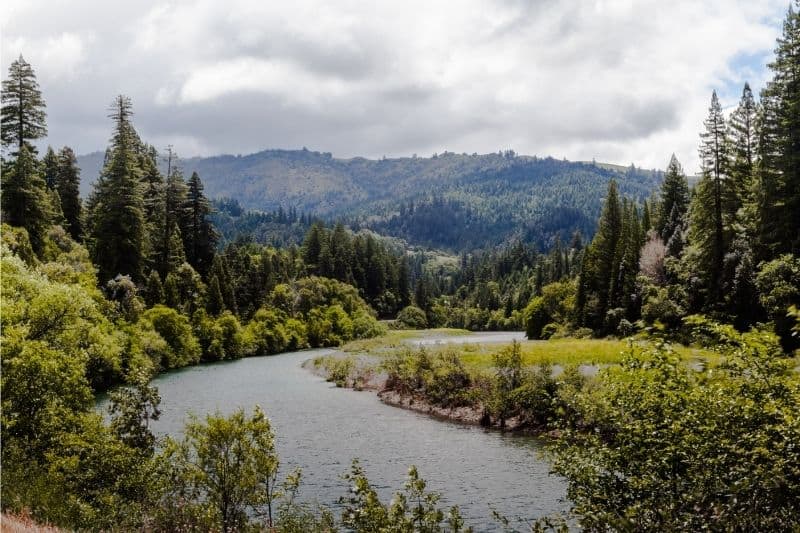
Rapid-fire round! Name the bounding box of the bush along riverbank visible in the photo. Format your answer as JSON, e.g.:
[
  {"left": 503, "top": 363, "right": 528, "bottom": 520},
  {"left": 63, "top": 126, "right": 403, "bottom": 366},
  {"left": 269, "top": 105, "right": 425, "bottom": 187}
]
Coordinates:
[{"left": 310, "top": 340, "right": 588, "bottom": 433}]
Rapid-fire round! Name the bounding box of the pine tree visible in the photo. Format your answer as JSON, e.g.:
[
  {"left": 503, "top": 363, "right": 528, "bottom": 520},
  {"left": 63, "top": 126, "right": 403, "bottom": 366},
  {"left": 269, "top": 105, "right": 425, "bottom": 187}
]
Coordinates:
[
  {"left": 139, "top": 145, "right": 166, "bottom": 269},
  {"left": 1, "top": 145, "right": 52, "bottom": 253},
  {"left": 145, "top": 270, "right": 165, "bottom": 307},
  {"left": 657, "top": 154, "right": 690, "bottom": 248},
  {"left": 302, "top": 223, "right": 326, "bottom": 273},
  {"left": 1, "top": 55, "right": 47, "bottom": 155},
  {"left": 593, "top": 180, "right": 623, "bottom": 321},
  {"left": 692, "top": 91, "right": 730, "bottom": 306},
  {"left": 211, "top": 254, "right": 237, "bottom": 314},
  {"left": 55, "top": 146, "right": 83, "bottom": 241},
  {"left": 757, "top": 4, "right": 800, "bottom": 255},
  {"left": 156, "top": 163, "right": 189, "bottom": 277},
  {"left": 329, "top": 222, "right": 353, "bottom": 283},
  {"left": 42, "top": 146, "right": 59, "bottom": 189},
  {"left": 88, "top": 95, "right": 146, "bottom": 282},
  {"left": 397, "top": 257, "right": 411, "bottom": 307},
  {"left": 207, "top": 275, "right": 225, "bottom": 315},
  {"left": 183, "top": 171, "right": 218, "bottom": 277},
  {"left": 727, "top": 83, "right": 758, "bottom": 228}
]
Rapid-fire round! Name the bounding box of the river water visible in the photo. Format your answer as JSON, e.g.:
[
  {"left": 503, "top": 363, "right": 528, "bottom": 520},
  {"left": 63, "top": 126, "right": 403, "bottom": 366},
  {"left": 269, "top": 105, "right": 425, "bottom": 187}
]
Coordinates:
[{"left": 137, "top": 333, "right": 569, "bottom": 530}]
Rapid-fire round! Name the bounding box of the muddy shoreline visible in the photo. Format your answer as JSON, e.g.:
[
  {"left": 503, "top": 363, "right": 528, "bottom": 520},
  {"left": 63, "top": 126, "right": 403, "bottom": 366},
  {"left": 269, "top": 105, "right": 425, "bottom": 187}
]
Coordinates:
[{"left": 304, "top": 358, "right": 549, "bottom": 435}]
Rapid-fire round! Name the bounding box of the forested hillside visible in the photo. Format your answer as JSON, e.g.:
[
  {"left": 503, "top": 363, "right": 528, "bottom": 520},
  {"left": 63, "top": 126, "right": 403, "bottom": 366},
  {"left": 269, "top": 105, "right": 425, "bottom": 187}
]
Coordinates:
[{"left": 79, "top": 149, "right": 661, "bottom": 251}]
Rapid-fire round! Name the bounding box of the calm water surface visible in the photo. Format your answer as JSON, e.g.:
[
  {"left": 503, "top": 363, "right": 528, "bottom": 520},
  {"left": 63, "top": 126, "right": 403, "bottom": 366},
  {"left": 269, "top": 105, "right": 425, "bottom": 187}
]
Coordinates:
[{"left": 132, "top": 333, "right": 569, "bottom": 530}]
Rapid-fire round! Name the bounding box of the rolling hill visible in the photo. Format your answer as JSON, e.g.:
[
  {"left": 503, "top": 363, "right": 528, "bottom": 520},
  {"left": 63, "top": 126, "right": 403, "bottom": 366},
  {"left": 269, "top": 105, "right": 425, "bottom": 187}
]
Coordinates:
[{"left": 77, "top": 149, "right": 663, "bottom": 251}]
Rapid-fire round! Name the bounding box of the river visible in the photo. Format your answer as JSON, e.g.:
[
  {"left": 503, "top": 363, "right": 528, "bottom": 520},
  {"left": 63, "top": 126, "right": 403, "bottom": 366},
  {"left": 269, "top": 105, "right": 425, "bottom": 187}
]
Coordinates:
[{"left": 135, "top": 332, "right": 570, "bottom": 530}]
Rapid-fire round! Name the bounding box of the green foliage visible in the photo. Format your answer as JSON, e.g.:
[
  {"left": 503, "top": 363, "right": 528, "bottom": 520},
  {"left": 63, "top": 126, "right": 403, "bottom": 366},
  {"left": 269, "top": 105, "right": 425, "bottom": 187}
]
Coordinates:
[
  {"left": 341, "top": 459, "right": 470, "bottom": 533},
  {"left": 193, "top": 309, "right": 245, "bottom": 361},
  {"left": 552, "top": 329, "right": 800, "bottom": 531},
  {"left": 87, "top": 95, "right": 147, "bottom": 282},
  {"left": 163, "top": 406, "right": 280, "bottom": 532},
  {"left": 397, "top": 305, "right": 429, "bottom": 329},
  {"left": 525, "top": 280, "right": 574, "bottom": 339},
  {"left": 1, "top": 54, "right": 47, "bottom": 154},
  {"left": 182, "top": 171, "right": 218, "bottom": 277},
  {"left": 1, "top": 145, "right": 53, "bottom": 254},
  {"left": 55, "top": 146, "right": 83, "bottom": 241},
  {"left": 755, "top": 253, "right": 800, "bottom": 351},
  {"left": 140, "top": 305, "right": 201, "bottom": 369}
]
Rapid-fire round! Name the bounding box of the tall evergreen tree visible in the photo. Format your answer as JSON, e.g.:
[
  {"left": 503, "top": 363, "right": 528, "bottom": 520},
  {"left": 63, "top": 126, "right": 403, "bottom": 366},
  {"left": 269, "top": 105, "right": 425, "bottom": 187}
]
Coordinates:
[
  {"left": 727, "top": 83, "right": 758, "bottom": 226},
  {"left": 55, "top": 146, "right": 83, "bottom": 241},
  {"left": 156, "top": 164, "right": 189, "bottom": 277},
  {"left": 657, "top": 154, "right": 690, "bottom": 249},
  {"left": 88, "top": 95, "right": 147, "bottom": 282},
  {"left": 182, "top": 171, "right": 218, "bottom": 277},
  {"left": 690, "top": 91, "right": 729, "bottom": 307},
  {"left": 757, "top": 3, "right": 800, "bottom": 255},
  {"left": 211, "top": 254, "right": 237, "bottom": 314},
  {"left": 42, "top": 146, "right": 59, "bottom": 189},
  {"left": 1, "top": 55, "right": 47, "bottom": 155},
  {"left": 139, "top": 145, "right": 166, "bottom": 269},
  {"left": 0, "top": 145, "right": 52, "bottom": 253},
  {"left": 593, "top": 180, "right": 623, "bottom": 320}
]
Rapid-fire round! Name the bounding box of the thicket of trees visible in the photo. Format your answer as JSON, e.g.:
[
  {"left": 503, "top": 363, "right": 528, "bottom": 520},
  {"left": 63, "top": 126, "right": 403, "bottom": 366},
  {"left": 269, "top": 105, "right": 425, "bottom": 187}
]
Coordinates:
[
  {"left": 510, "top": 8, "right": 800, "bottom": 352},
  {"left": 0, "top": 54, "right": 392, "bottom": 529}
]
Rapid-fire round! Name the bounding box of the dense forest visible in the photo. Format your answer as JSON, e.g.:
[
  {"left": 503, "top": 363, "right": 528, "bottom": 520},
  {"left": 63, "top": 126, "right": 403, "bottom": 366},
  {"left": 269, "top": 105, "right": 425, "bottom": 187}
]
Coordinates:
[
  {"left": 78, "top": 147, "right": 662, "bottom": 252},
  {"left": 1, "top": 2, "right": 799, "bottom": 531}
]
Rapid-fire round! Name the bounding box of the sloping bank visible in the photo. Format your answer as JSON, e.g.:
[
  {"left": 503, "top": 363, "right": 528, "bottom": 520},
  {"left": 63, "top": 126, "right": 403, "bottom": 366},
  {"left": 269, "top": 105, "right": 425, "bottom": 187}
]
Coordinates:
[{"left": 306, "top": 331, "right": 585, "bottom": 434}]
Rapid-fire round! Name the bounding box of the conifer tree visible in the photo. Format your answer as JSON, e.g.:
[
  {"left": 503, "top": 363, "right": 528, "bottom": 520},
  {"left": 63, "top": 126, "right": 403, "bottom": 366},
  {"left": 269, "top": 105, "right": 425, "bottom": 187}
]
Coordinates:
[
  {"left": 55, "top": 146, "right": 83, "bottom": 241},
  {"left": 155, "top": 164, "right": 189, "bottom": 277},
  {"left": 88, "top": 95, "right": 146, "bottom": 282},
  {"left": 727, "top": 83, "right": 758, "bottom": 227},
  {"left": 182, "top": 171, "right": 218, "bottom": 277},
  {"left": 689, "top": 91, "right": 730, "bottom": 307},
  {"left": 302, "top": 223, "right": 326, "bottom": 273},
  {"left": 657, "top": 155, "right": 690, "bottom": 249},
  {"left": 145, "top": 270, "right": 165, "bottom": 307},
  {"left": 42, "top": 146, "right": 58, "bottom": 189},
  {"left": 207, "top": 275, "right": 225, "bottom": 315},
  {"left": 757, "top": 3, "right": 800, "bottom": 255},
  {"left": 593, "top": 180, "right": 623, "bottom": 320},
  {"left": 1, "top": 55, "right": 47, "bottom": 155},
  {"left": 397, "top": 257, "right": 412, "bottom": 308},
  {"left": 1, "top": 145, "right": 52, "bottom": 253},
  {"left": 211, "top": 254, "right": 237, "bottom": 314},
  {"left": 139, "top": 145, "right": 166, "bottom": 268}
]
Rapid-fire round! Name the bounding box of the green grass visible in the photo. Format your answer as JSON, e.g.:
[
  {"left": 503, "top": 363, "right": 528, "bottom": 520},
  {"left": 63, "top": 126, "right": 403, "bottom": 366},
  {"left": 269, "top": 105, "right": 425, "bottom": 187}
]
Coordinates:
[
  {"left": 455, "top": 339, "right": 717, "bottom": 368},
  {"left": 341, "top": 328, "right": 470, "bottom": 354},
  {"left": 342, "top": 330, "right": 718, "bottom": 369}
]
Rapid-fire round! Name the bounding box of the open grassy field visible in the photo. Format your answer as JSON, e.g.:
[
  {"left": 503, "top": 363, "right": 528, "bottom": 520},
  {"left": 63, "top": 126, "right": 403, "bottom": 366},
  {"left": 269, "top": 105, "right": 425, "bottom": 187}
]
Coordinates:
[
  {"left": 341, "top": 330, "right": 718, "bottom": 369},
  {"left": 455, "top": 338, "right": 716, "bottom": 368}
]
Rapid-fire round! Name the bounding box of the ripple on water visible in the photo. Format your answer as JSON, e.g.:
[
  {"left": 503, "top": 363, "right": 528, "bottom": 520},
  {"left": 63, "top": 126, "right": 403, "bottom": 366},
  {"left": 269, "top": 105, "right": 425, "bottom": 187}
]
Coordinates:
[{"left": 101, "top": 338, "right": 569, "bottom": 530}]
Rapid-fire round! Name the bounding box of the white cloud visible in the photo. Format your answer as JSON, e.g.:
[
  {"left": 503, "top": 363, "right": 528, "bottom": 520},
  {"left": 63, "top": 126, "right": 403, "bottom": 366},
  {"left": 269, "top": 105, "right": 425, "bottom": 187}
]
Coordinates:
[{"left": 0, "top": 0, "right": 789, "bottom": 172}]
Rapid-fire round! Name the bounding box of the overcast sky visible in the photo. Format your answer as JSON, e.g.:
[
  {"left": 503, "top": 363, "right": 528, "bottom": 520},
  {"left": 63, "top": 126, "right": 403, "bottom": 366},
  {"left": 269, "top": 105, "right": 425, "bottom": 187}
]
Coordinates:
[{"left": 1, "top": 0, "right": 790, "bottom": 171}]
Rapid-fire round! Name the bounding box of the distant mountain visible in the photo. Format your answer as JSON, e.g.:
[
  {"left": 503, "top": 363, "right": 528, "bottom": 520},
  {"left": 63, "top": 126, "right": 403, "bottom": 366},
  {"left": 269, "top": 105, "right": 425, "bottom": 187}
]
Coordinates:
[{"left": 77, "top": 148, "right": 663, "bottom": 251}]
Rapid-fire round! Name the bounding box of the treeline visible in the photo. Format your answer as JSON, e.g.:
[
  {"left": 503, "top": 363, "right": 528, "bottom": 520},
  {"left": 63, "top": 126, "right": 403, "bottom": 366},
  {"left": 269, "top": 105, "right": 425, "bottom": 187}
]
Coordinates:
[
  {"left": 302, "top": 222, "right": 412, "bottom": 317},
  {"left": 518, "top": 13, "right": 800, "bottom": 351},
  {"left": 364, "top": 159, "right": 658, "bottom": 252},
  {"left": 0, "top": 57, "right": 387, "bottom": 387},
  {"left": 210, "top": 197, "right": 318, "bottom": 247},
  {"left": 395, "top": 238, "right": 583, "bottom": 331}
]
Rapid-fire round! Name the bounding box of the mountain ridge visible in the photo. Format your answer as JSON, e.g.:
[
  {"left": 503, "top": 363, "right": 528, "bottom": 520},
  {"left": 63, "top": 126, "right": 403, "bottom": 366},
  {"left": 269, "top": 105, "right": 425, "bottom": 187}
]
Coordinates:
[{"left": 77, "top": 148, "right": 664, "bottom": 251}]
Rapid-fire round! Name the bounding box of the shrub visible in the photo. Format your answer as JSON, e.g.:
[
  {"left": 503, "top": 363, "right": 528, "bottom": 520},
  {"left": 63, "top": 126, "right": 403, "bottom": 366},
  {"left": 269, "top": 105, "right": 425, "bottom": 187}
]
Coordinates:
[
  {"left": 396, "top": 305, "right": 428, "bottom": 329},
  {"left": 140, "top": 306, "right": 201, "bottom": 369}
]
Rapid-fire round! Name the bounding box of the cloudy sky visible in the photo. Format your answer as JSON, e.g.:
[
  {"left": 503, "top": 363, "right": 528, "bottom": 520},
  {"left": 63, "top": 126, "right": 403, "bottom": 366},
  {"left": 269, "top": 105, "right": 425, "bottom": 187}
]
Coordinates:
[{"left": 1, "top": 0, "right": 790, "bottom": 171}]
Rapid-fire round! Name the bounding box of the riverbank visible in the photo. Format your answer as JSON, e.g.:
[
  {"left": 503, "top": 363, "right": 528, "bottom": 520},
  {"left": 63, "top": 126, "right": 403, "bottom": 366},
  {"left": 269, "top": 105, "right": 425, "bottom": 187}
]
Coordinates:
[
  {"left": 308, "top": 329, "right": 720, "bottom": 433},
  {"left": 141, "top": 343, "right": 569, "bottom": 527}
]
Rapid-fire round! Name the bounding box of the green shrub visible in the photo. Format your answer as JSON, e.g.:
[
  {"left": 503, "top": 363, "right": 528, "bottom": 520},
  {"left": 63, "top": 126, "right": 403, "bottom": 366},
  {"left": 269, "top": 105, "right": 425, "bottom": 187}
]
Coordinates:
[
  {"left": 396, "top": 305, "right": 428, "bottom": 329},
  {"left": 141, "top": 306, "right": 201, "bottom": 369}
]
